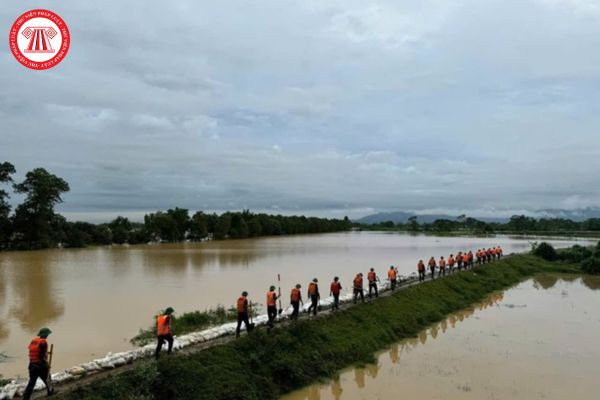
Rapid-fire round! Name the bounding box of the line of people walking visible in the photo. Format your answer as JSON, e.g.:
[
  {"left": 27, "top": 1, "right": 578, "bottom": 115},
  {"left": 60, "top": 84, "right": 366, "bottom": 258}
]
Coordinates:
[
  {"left": 418, "top": 246, "right": 503, "bottom": 282},
  {"left": 22, "top": 245, "right": 504, "bottom": 398}
]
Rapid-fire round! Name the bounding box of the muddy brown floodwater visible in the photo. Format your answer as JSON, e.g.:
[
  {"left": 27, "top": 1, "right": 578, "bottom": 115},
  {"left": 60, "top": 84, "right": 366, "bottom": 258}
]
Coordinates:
[
  {"left": 0, "top": 232, "right": 594, "bottom": 378},
  {"left": 281, "top": 274, "right": 600, "bottom": 400}
]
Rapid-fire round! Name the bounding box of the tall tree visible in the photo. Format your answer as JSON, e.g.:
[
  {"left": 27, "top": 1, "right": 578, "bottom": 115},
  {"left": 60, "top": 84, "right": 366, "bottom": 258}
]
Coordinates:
[
  {"left": 0, "top": 162, "right": 16, "bottom": 249},
  {"left": 12, "top": 168, "right": 70, "bottom": 249}
]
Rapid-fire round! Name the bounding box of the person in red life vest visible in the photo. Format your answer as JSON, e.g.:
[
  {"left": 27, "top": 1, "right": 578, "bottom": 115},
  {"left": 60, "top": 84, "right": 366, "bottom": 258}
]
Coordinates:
[
  {"left": 428, "top": 257, "right": 436, "bottom": 279},
  {"left": 417, "top": 260, "right": 426, "bottom": 282},
  {"left": 266, "top": 285, "right": 278, "bottom": 328},
  {"left": 155, "top": 307, "right": 175, "bottom": 359},
  {"left": 307, "top": 278, "right": 320, "bottom": 316},
  {"left": 439, "top": 256, "right": 446, "bottom": 277},
  {"left": 23, "top": 327, "right": 54, "bottom": 400},
  {"left": 330, "top": 277, "right": 342, "bottom": 311},
  {"left": 497, "top": 246, "right": 503, "bottom": 258},
  {"left": 353, "top": 273, "right": 365, "bottom": 304},
  {"left": 367, "top": 268, "right": 379, "bottom": 299},
  {"left": 290, "top": 284, "right": 303, "bottom": 320},
  {"left": 448, "top": 254, "right": 455, "bottom": 274},
  {"left": 388, "top": 265, "right": 398, "bottom": 290},
  {"left": 456, "top": 252, "right": 463, "bottom": 270},
  {"left": 236, "top": 291, "right": 251, "bottom": 337}
]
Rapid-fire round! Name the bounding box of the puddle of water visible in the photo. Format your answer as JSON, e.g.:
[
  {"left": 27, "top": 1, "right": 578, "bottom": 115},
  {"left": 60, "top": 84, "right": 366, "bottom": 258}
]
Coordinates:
[
  {"left": 0, "top": 232, "right": 594, "bottom": 378},
  {"left": 281, "top": 275, "right": 600, "bottom": 400}
]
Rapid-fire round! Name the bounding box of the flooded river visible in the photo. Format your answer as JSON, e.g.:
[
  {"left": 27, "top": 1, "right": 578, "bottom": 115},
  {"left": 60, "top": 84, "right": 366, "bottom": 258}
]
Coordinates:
[
  {"left": 281, "top": 275, "right": 600, "bottom": 400},
  {"left": 0, "top": 232, "right": 594, "bottom": 378}
]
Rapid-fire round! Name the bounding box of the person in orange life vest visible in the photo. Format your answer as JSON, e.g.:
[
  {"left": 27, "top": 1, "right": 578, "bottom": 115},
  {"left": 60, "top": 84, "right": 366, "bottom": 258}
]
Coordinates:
[
  {"left": 428, "top": 257, "right": 436, "bottom": 279},
  {"left": 307, "top": 278, "right": 320, "bottom": 316},
  {"left": 417, "top": 260, "right": 426, "bottom": 282},
  {"left": 236, "top": 291, "right": 251, "bottom": 337},
  {"left": 353, "top": 273, "right": 365, "bottom": 304},
  {"left": 497, "top": 246, "right": 503, "bottom": 258},
  {"left": 23, "top": 327, "right": 54, "bottom": 400},
  {"left": 155, "top": 307, "right": 175, "bottom": 359},
  {"left": 448, "top": 254, "right": 455, "bottom": 274},
  {"left": 491, "top": 247, "right": 498, "bottom": 260},
  {"left": 467, "top": 251, "right": 474, "bottom": 268},
  {"left": 439, "top": 256, "right": 446, "bottom": 277},
  {"left": 290, "top": 284, "right": 303, "bottom": 321},
  {"left": 456, "top": 252, "right": 463, "bottom": 270},
  {"left": 388, "top": 265, "right": 398, "bottom": 290},
  {"left": 367, "top": 268, "right": 379, "bottom": 299},
  {"left": 486, "top": 248, "right": 492, "bottom": 263},
  {"left": 476, "top": 249, "right": 482, "bottom": 265},
  {"left": 266, "top": 285, "right": 279, "bottom": 328},
  {"left": 330, "top": 277, "right": 342, "bottom": 311}
]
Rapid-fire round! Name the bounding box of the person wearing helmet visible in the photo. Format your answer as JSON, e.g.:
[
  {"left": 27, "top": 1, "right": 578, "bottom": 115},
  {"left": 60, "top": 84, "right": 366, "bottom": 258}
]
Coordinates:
[
  {"left": 155, "top": 307, "right": 175, "bottom": 359},
  {"left": 307, "top": 278, "right": 320, "bottom": 316},
  {"left": 266, "top": 285, "right": 278, "bottom": 328},
  {"left": 236, "top": 291, "right": 252, "bottom": 337},
  {"left": 290, "top": 284, "right": 303, "bottom": 320},
  {"left": 23, "top": 327, "right": 54, "bottom": 399},
  {"left": 330, "top": 277, "right": 342, "bottom": 311},
  {"left": 367, "top": 268, "right": 379, "bottom": 299},
  {"left": 353, "top": 273, "right": 364, "bottom": 304},
  {"left": 388, "top": 266, "right": 397, "bottom": 290}
]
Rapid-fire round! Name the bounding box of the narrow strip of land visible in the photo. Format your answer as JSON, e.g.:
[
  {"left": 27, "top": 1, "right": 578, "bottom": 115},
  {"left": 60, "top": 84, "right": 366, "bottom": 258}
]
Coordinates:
[{"left": 24, "top": 254, "right": 576, "bottom": 400}]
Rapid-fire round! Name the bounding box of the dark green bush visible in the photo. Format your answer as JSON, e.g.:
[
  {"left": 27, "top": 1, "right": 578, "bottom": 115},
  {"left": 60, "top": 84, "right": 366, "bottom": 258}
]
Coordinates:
[
  {"left": 581, "top": 257, "right": 600, "bottom": 275},
  {"left": 532, "top": 242, "right": 557, "bottom": 261},
  {"left": 558, "top": 245, "right": 593, "bottom": 262}
]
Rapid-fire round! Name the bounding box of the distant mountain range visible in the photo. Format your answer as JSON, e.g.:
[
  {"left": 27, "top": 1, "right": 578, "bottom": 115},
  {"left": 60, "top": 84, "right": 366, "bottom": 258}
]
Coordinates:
[{"left": 356, "top": 207, "right": 600, "bottom": 224}]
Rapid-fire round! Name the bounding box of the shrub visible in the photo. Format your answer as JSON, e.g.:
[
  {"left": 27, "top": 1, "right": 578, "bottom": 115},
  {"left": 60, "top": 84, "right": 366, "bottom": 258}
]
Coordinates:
[
  {"left": 558, "top": 245, "right": 593, "bottom": 263},
  {"left": 532, "top": 242, "right": 557, "bottom": 261},
  {"left": 581, "top": 257, "right": 600, "bottom": 275},
  {"left": 594, "top": 241, "right": 600, "bottom": 257}
]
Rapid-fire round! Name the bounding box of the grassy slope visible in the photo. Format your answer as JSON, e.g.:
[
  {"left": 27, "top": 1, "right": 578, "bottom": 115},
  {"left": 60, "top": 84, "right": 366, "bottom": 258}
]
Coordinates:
[{"left": 59, "top": 255, "right": 579, "bottom": 400}]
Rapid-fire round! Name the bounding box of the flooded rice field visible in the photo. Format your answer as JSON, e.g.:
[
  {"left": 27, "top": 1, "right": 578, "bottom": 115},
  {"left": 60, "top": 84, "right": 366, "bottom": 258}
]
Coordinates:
[
  {"left": 281, "top": 274, "right": 600, "bottom": 400},
  {"left": 0, "top": 232, "right": 594, "bottom": 378}
]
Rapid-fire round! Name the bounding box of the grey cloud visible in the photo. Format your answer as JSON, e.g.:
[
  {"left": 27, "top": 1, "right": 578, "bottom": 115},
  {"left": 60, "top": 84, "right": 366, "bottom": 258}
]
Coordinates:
[{"left": 1, "top": 0, "right": 599, "bottom": 220}]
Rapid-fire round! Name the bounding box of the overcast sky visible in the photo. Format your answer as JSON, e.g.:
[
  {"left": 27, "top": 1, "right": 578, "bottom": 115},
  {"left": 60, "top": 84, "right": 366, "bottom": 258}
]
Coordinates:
[{"left": 1, "top": 0, "right": 600, "bottom": 221}]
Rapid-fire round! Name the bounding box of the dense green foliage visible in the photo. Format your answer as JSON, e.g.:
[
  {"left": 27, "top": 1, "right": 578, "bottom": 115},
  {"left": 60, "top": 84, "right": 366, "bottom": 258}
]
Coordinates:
[
  {"left": 531, "top": 242, "right": 558, "bottom": 261},
  {"left": 557, "top": 244, "right": 593, "bottom": 262},
  {"left": 534, "top": 241, "right": 600, "bottom": 275},
  {"left": 363, "top": 214, "right": 600, "bottom": 235},
  {"left": 581, "top": 257, "right": 600, "bottom": 275},
  {"left": 0, "top": 162, "right": 351, "bottom": 251},
  {"left": 57, "top": 255, "right": 578, "bottom": 400}
]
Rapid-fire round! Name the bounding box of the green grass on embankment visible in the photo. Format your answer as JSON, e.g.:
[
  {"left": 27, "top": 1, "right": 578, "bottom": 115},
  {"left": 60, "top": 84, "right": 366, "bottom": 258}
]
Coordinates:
[{"left": 58, "top": 255, "right": 580, "bottom": 400}]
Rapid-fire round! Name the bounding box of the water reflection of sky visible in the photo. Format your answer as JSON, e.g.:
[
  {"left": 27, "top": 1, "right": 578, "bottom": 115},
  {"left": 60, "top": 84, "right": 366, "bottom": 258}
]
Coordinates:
[{"left": 282, "top": 275, "right": 600, "bottom": 400}]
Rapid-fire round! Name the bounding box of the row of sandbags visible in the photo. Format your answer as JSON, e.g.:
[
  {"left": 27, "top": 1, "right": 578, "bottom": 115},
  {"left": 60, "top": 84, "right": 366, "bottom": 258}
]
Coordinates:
[{"left": 0, "top": 274, "right": 417, "bottom": 399}]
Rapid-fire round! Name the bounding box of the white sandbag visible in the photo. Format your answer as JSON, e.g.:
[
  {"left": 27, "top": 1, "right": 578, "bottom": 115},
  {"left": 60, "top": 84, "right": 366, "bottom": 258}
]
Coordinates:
[
  {"left": 51, "top": 371, "right": 73, "bottom": 383},
  {"left": 67, "top": 366, "right": 86, "bottom": 376},
  {"left": 95, "top": 356, "right": 115, "bottom": 369}
]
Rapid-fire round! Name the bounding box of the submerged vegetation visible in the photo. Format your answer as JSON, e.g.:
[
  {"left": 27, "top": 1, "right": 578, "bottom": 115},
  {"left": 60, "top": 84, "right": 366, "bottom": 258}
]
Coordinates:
[
  {"left": 0, "top": 162, "right": 351, "bottom": 251},
  {"left": 57, "top": 254, "right": 581, "bottom": 400},
  {"left": 533, "top": 241, "right": 600, "bottom": 275}
]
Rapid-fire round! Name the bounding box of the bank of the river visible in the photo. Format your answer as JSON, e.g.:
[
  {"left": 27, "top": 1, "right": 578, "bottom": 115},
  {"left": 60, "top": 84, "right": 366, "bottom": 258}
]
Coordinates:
[{"left": 52, "top": 254, "right": 580, "bottom": 400}]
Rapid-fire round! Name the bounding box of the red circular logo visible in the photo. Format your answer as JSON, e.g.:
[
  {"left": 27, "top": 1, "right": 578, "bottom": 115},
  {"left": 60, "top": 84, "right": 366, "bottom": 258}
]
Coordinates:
[{"left": 9, "top": 9, "right": 70, "bottom": 70}]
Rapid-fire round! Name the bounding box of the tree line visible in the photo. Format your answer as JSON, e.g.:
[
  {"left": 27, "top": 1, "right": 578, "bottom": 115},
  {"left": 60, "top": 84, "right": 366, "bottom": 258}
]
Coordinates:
[
  {"left": 363, "top": 214, "right": 600, "bottom": 234},
  {"left": 0, "top": 162, "right": 351, "bottom": 251}
]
